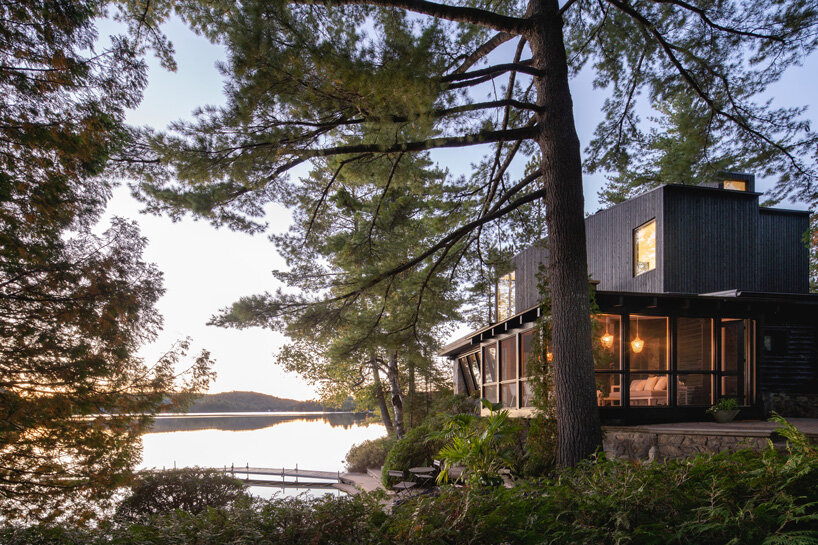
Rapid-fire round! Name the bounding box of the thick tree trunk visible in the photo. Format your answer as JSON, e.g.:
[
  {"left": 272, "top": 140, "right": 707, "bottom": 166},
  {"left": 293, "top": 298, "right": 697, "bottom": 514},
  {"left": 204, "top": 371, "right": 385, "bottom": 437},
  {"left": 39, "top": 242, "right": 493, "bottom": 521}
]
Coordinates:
[
  {"left": 370, "top": 360, "right": 394, "bottom": 435},
  {"left": 385, "top": 351, "right": 406, "bottom": 439},
  {"left": 527, "top": 0, "right": 602, "bottom": 466}
]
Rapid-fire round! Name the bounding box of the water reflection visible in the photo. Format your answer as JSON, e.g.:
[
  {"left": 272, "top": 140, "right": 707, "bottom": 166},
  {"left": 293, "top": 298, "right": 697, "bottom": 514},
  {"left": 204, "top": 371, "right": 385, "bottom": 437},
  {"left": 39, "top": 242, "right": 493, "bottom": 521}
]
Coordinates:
[{"left": 148, "top": 412, "right": 370, "bottom": 434}]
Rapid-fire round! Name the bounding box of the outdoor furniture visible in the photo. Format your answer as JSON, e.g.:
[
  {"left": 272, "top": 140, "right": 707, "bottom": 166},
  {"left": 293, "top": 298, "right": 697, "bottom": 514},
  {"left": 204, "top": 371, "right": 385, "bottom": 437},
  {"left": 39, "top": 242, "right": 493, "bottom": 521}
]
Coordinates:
[
  {"left": 409, "top": 466, "right": 437, "bottom": 488},
  {"left": 604, "top": 375, "right": 669, "bottom": 406}
]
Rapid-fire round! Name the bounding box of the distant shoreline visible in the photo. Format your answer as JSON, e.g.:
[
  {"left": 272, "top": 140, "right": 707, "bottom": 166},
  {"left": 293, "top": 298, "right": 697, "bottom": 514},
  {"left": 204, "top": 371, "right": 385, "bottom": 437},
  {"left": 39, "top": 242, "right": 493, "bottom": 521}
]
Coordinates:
[{"left": 154, "top": 411, "right": 365, "bottom": 418}]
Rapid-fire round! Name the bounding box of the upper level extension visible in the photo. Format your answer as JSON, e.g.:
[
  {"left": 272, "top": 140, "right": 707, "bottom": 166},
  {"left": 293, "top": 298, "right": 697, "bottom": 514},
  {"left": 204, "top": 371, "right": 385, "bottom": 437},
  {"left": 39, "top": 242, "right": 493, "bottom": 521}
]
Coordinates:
[{"left": 510, "top": 175, "right": 810, "bottom": 314}]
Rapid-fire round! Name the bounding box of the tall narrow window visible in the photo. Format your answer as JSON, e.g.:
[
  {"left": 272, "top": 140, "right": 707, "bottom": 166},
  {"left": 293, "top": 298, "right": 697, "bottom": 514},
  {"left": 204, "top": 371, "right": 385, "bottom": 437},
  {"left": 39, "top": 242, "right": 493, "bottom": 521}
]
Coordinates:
[
  {"left": 634, "top": 219, "right": 656, "bottom": 276},
  {"left": 496, "top": 271, "right": 516, "bottom": 321}
]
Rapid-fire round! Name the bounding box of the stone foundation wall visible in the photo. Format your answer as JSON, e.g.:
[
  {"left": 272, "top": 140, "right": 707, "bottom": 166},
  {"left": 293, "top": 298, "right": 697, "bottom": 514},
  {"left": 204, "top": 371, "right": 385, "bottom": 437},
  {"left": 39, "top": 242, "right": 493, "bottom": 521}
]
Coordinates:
[
  {"left": 603, "top": 429, "right": 770, "bottom": 461},
  {"left": 763, "top": 393, "right": 818, "bottom": 418}
]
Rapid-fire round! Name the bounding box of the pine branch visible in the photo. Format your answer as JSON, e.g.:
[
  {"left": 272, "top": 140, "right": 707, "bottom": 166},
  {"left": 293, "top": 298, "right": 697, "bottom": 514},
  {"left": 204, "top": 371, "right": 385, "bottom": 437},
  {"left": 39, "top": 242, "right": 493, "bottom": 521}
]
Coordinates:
[{"left": 290, "top": 0, "right": 529, "bottom": 33}]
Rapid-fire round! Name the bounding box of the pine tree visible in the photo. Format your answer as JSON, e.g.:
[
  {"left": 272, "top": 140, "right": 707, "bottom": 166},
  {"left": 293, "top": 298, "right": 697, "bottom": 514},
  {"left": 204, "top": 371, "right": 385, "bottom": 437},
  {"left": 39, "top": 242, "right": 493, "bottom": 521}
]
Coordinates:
[
  {"left": 125, "top": 0, "right": 818, "bottom": 466},
  {"left": 0, "top": 1, "right": 213, "bottom": 521},
  {"left": 212, "top": 153, "right": 464, "bottom": 437}
]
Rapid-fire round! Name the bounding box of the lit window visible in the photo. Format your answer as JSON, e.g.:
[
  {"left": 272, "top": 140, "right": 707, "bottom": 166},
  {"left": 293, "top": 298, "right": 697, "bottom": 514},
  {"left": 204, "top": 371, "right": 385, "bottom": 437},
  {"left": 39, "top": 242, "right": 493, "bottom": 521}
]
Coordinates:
[
  {"left": 496, "top": 271, "right": 516, "bottom": 320},
  {"left": 634, "top": 219, "right": 656, "bottom": 276},
  {"left": 723, "top": 180, "right": 747, "bottom": 191}
]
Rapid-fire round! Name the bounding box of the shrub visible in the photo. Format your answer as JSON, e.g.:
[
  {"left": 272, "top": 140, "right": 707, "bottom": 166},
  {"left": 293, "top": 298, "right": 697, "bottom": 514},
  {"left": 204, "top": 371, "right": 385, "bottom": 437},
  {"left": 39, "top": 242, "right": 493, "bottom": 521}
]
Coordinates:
[
  {"left": 381, "top": 420, "right": 446, "bottom": 487},
  {"left": 345, "top": 436, "right": 395, "bottom": 473},
  {"left": 436, "top": 400, "right": 521, "bottom": 486},
  {"left": 520, "top": 412, "right": 557, "bottom": 476},
  {"left": 114, "top": 467, "right": 250, "bottom": 523}
]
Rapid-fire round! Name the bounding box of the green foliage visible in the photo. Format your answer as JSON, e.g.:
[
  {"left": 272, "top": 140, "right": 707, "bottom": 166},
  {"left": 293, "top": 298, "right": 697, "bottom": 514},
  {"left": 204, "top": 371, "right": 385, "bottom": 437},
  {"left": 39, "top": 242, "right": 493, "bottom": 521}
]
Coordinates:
[
  {"left": 707, "top": 397, "right": 740, "bottom": 414},
  {"left": 6, "top": 418, "right": 817, "bottom": 544},
  {"left": 0, "top": 1, "right": 214, "bottom": 523},
  {"left": 115, "top": 468, "right": 250, "bottom": 524},
  {"left": 521, "top": 412, "right": 557, "bottom": 476},
  {"left": 436, "top": 400, "right": 521, "bottom": 486},
  {"left": 186, "top": 391, "right": 328, "bottom": 412},
  {"left": 345, "top": 436, "right": 396, "bottom": 473},
  {"left": 381, "top": 420, "right": 447, "bottom": 487}
]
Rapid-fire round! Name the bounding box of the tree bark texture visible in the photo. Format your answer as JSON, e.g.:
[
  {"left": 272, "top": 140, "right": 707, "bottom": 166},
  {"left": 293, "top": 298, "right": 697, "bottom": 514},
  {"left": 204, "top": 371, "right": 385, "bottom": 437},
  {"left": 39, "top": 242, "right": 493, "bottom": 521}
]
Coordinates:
[
  {"left": 527, "top": 0, "right": 602, "bottom": 466},
  {"left": 385, "top": 352, "right": 406, "bottom": 439},
  {"left": 370, "top": 360, "right": 394, "bottom": 435}
]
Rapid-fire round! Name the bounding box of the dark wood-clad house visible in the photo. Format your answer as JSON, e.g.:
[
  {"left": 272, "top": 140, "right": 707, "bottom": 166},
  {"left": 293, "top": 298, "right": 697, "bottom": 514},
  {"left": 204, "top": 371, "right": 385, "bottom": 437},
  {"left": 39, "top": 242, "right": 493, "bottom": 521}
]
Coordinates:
[{"left": 441, "top": 175, "right": 818, "bottom": 424}]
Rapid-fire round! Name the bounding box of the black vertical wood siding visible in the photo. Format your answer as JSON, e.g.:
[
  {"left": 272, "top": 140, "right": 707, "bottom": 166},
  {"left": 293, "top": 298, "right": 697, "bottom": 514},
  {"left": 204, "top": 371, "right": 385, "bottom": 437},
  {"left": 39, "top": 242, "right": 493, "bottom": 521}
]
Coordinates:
[
  {"left": 662, "top": 186, "right": 759, "bottom": 294},
  {"left": 513, "top": 244, "right": 548, "bottom": 311},
  {"left": 511, "top": 185, "right": 809, "bottom": 308},
  {"left": 585, "top": 188, "right": 664, "bottom": 293},
  {"left": 758, "top": 322, "right": 818, "bottom": 394},
  {"left": 757, "top": 209, "right": 810, "bottom": 294}
]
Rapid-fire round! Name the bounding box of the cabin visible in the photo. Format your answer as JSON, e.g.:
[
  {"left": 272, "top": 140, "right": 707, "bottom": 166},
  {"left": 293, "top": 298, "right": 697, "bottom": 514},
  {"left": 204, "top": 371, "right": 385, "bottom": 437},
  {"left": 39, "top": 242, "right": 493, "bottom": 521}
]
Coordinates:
[{"left": 441, "top": 174, "right": 818, "bottom": 424}]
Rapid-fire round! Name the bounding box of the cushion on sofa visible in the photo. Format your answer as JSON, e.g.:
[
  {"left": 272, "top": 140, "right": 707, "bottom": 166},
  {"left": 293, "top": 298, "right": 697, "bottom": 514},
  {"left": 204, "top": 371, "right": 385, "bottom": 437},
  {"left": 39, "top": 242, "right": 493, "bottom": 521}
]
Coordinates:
[
  {"left": 655, "top": 376, "right": 668, "bottom": 391},
  {"left": 643, "top": 376, "right": 660, "bottom": 391},
  {"left": 630, "top": 379, "right": 646, "bottom": 392}
]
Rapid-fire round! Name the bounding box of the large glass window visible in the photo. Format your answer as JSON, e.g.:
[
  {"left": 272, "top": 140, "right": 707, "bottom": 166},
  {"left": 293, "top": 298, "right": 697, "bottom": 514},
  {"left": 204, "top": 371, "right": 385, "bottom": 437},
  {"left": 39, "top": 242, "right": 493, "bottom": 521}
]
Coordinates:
[
  {"left": 721, "top": 318, "right": 753, "bottom": 405},
  {"left": 590, "top": 314, "right": 754, "bottom": 410},
  {"left": 499, "top": 337, "right": 517, "bottom": 408},
  {"left": 628, "top": 315, "right": 668, "bottom": 407},
  {"left": 480, "top": 329, "right": 538, "bottom": 410},
  {"left": 634, "top": 219, "right": 656, "bottom": 276},
  {"left": 677, "top": 317, "right": 713, "bottom": 406},
  {"left": 629, "top": 315, "right": 668, "bottom": 371},
  {"left": 593, "top": 315, "right": 622, "bottom": 407},
  {"left": 496, "top": 271, "right": 516, "bottom": 321}
]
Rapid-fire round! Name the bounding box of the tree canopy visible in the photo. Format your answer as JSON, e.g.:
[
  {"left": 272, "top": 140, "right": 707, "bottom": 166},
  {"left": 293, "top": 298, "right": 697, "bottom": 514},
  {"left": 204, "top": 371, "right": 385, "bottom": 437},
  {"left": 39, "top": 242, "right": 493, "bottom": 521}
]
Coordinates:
[
  {"left": 123, "top": 0, "right": 818, "bottom": 466},
  {"left": 0, "top": 0, "right": 213, "bottom": 522}
]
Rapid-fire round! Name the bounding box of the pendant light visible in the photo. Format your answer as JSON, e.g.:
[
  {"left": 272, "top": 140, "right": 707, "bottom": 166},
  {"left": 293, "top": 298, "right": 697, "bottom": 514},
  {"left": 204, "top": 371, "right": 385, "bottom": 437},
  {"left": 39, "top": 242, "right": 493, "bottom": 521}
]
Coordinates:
[
  {"left": 631, "top": 316, "right": 645, "bottom": 354},
  {"left": 601, "top": 317, "right": 614, "bottom": 349}
]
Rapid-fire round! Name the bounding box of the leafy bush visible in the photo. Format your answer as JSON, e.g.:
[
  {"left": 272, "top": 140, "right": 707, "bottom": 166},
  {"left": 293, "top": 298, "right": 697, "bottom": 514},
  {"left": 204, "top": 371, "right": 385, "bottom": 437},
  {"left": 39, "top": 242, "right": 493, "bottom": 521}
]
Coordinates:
[
  {"left": 381, "top": 420, "right": 446, "bottom": 487},
  {"left": 436, "top": 400, "right": 521, "bottom": 486},
  {"left": 345, "top": 436, "right": 395, "bottom": 473},
  {"left": 114, "top": 467, "right": 250, "bottom": 523},
  {"left": 4, "top": 417, "right": 816, "bottom": 545},
  {"left": 519, "top": 412, "right": 557, "bottom": 476}
]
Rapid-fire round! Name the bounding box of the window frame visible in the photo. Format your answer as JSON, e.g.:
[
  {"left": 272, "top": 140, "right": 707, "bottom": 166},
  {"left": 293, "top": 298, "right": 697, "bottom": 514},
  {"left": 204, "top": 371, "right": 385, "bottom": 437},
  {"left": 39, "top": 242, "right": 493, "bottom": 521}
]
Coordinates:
[{"left": 633, "top": 218, "right": 657, "bottom": 277}]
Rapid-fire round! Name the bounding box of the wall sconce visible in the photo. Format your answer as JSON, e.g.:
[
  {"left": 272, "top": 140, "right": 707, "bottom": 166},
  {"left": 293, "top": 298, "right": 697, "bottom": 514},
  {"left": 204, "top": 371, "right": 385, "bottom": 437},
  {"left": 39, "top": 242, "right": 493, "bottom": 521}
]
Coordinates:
[
  {"left": 546, "top": 351, "right": 553, "bottom": 362},
  {"left": 630, "top": 316, "right": 645, "bottom": 353}
]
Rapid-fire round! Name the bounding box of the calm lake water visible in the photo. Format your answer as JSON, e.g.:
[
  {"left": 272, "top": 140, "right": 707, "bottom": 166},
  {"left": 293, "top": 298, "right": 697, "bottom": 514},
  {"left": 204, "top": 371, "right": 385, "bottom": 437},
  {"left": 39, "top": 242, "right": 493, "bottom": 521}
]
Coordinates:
[{"left": 139, "top": 412, "right": 386, "bottom": 498}]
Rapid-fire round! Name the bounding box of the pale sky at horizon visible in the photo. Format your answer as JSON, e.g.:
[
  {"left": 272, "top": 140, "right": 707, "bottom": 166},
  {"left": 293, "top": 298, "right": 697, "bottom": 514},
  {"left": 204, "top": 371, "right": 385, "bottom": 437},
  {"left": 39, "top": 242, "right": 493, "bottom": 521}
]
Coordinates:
[{"left": 102, "top": 16, "right": 817, "bottom": 401}]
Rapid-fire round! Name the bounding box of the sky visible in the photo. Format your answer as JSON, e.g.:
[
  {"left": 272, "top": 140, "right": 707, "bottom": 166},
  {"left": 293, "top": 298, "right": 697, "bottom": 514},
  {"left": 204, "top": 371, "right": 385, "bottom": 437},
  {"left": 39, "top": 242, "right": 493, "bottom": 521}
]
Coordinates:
[{"left": 102, "top": 15, "right": 817, "bottom": 401}]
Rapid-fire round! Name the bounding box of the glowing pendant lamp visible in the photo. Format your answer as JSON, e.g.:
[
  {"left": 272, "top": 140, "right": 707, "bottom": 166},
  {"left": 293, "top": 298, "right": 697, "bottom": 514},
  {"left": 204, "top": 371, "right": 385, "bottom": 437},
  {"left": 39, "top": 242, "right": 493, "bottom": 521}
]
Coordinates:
[
  {"left": 631, "top": 316, "right": 645, "bottom": 354},
  {"left": 601, "top": 318, "right": 614, "bottom": 348}
]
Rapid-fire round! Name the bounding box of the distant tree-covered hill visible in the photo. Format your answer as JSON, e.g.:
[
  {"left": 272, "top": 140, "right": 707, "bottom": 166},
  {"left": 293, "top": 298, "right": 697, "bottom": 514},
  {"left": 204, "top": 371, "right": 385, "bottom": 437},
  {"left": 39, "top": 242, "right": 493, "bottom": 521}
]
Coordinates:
[{"left": 182, "top": 391, "right": 336, "bottom": 413}]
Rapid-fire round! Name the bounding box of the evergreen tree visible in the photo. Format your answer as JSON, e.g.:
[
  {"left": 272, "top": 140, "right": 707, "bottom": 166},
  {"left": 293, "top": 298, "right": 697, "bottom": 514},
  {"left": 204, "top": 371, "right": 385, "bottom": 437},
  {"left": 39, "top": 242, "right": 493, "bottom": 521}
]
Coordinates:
[
  {"left": 213, "top": 153, "right": 463, "bottom": 437},
  {"left": 125, "top": 0, "right": 818, "bottom": 466},
  {"left": 0, "top": 1, "right": 213, "bottom": 521}
]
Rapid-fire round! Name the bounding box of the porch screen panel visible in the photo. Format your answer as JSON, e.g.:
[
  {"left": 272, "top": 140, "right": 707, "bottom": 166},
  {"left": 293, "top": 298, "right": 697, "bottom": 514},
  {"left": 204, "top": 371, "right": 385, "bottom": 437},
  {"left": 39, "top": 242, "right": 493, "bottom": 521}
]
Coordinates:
[
  {"left": 629, "top": 315, "right": 668, "bottom": 371},
  {"left": 594, "top": 315, "right": 621, "bottom": 371},
  {"left": 500, "top": 383, "right": 517, "bottom": 408},
  {"left": 500, "top": 337, "right": 516, "bottom": 381},
  {"left": 677, "top": 317, "right": 714, "bottom": 406},
  {"left": 521, "top": 380, "right": 534, "bottom": 407},
  {"left": 677, "top": 375, "right": 712, "bottom": 405},
  {"left": 468, "top": 353, "right": 481, "bottom": 386},
  {"left": 483, "top": 345, "right": 498, "bottom": 384},
  {"left": 721, "top": 319, "right": 753, "bottom": 404},
  {"left": 594, "top": 314, "right": 622, "bottom": 407},
  {"left": 483, "top": 384, "right": 498, "bottom": 403},
  {"left": 520, "top": 329, "right": 534, "bottom": 377}
]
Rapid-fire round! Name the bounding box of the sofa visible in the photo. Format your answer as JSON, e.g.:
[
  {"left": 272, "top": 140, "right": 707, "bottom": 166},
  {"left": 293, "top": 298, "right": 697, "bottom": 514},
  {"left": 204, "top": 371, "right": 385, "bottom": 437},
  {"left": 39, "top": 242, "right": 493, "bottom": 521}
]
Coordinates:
[{"left": 601, "top": 375, "right": 670, "bottom": 406}]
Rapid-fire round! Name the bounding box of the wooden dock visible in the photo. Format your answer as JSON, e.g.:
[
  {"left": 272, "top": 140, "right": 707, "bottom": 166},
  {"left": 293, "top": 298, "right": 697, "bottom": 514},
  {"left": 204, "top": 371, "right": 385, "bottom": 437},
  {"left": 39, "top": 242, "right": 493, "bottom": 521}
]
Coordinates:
[{"left": 217, "top": 465, "right": 356, "bottom": 491}]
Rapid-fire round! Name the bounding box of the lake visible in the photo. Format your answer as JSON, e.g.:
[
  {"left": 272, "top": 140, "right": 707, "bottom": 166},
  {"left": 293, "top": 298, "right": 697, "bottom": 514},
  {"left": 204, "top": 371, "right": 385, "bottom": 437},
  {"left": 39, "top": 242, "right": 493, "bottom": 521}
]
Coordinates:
[{"left": 139, "top": 412, "right": 387, "bottom": 497}]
